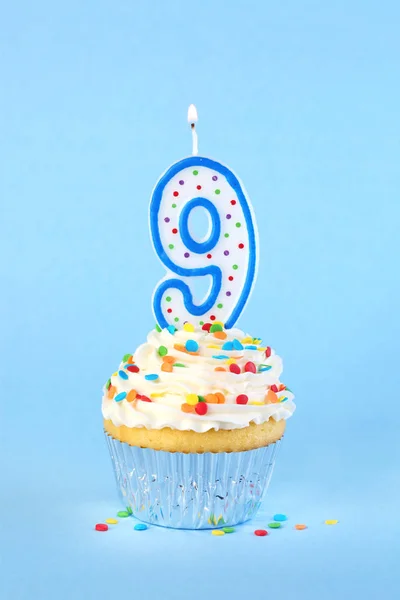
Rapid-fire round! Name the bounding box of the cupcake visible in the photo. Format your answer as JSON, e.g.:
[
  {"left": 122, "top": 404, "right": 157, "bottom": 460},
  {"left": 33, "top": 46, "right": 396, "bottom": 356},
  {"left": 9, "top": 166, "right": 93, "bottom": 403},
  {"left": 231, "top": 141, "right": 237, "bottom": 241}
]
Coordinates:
[{"left": 103, "top": 322, "right": 295, "bottom": 529}]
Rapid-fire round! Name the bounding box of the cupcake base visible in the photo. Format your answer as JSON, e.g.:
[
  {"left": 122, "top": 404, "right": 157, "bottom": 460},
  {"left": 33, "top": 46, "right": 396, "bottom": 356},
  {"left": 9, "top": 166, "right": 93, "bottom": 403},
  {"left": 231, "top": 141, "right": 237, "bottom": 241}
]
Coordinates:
[{"left": 105, "top": 431, "right": 281, "bottom": 529}]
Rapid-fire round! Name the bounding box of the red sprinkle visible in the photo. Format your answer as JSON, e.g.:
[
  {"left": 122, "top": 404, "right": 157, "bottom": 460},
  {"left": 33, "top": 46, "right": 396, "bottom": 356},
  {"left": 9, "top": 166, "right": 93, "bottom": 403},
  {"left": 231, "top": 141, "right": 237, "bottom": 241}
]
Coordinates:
[
  {"left": 210, "top": 315, "right": 216, "bottom": 321},
  {"left": 95, "top": 523, "right": 108, "bottom": 532},
  {"left": 231, "top": 200, "right": 236, "bottom": 205},
  {"left": 202, "top": 323, "right": 212, "bottom": 332},
  {"left": 228, "top": 276, "right": 234, "bottom": 281},
  {"left": 265, "top": 346, "right": 272, "bottom": 358},
  {"left": 197, "top": 185, "right": 202, "bottom": 190},
  {"left": 254, "top": 529, "right": 268, "bottom": 536},
  {"left": 167, "top": 308, "right": 172, "bottom": 313},
  {"left": 173, "top": 191, "right": 179, "bottom": 197},
  {"left": 195, "top": 402, "right": 208, "bottom": 415},
  {"left": 238, "top": 243, "right": 244, "bottom": 249},
  {"left": 229, "top": 364, "right": 241, "bottom": 374},
  {"left": 244, "top": 361, "right": 257, "bottom": 373},
  {"left": 207, "top": 254, "right": 212, "bottom": 259},
  {"left": 137, "top": 394, "right": 152, "bottom": 402},
  {"left": 270, "top": 384, "right": 278, "bottom": 393},
  {"left": 236, "top": 394, "right": 248, "bottom": 404},
  {"left": 172, "top": 228, "right": 178, "bottom": 234},
  {"left": 127, "top": 365, "right": 140, "bottom": 373}
]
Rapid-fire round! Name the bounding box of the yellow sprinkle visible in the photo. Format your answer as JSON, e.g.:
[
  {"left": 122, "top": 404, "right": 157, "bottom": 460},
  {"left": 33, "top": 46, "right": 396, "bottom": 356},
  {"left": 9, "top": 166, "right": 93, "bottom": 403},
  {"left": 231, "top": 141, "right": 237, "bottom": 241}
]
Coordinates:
[
  {"left": 207, "top": 344, "right": 220, "bottom": 349},
  {"left": 253, "top": 339, "right": 262, "bottom": 345},
  {"left": 225, "top": 358, "right": 237, "bottom": 365},
  {"left": 213, "top": 321, "right": 224, "bottom": 327},
  {"left": 325, "top": 520, "right": 338, "bottom": 525},
  {"left": 105, "top": 518, "right": 118, "bottom": 525},
  {"left": 241, "top": 336, "right": 253, "bottom": 344},
  {"left": 150, "top": 393, "right": 164, "bottom": 398},
  {"left": 212, "top": 530, "right": 225, "bottom": 536},
  {"left": 183, "top": 323, "right": 195, "bottom": 332},
  {"left": 249, "top": 401, "right": 265, "bottom": 406},
  {"left": 186, "top": 393, "right": 199, "bottom": 405},
  {"left": 112, "top": 372, "right": 118, "bottom": 376},
  {"left": 257, "top": 347, "right": 266, "bottom": 351}
]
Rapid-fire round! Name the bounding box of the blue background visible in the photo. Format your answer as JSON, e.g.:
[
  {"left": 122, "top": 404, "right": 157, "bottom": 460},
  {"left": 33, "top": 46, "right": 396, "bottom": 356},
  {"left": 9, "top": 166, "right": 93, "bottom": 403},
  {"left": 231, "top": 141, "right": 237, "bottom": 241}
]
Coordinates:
[{"left": 1, "top": 1, "right": 399, "bottom": 598}]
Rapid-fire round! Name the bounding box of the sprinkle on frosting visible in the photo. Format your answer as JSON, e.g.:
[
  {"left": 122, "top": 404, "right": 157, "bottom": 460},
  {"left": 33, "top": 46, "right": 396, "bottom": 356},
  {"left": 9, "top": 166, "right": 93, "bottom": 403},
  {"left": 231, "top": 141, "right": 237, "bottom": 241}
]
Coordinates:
[{"left": 101, "top": 324, "right": 295, "bottom": 433}]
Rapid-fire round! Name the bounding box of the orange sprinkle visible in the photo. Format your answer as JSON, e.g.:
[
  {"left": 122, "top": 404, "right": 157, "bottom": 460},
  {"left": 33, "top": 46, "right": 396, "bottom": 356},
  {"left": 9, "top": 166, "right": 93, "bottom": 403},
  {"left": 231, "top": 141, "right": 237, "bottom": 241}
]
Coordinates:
[
  {"left": 125, "top": 355, "right": 134, "bottom": 364},
  {"left": 161, "top": 362, "right": 173, "bottom": 373},
  {"left": 205, "top": 393, "right": 219, "bottom": 404},
  {"left": 214, "top": 367, "right": 226, "bottom": 372},
  {"left": 108, "top": 385, "right": 116, "bottom": 399},
  {"left": 265, "top": 390, "right": 279, "bottom": 404},
  {"left": 279, "top": 384, "right": 286, "bottom": 391},
  {"left": 174, "top": 343, "right": 187, "bottom": 353},
  {"left": 162, "top": 355, "right": 175, "bottom": 364},
  {"left": 215, "top": 392, "right": 226, "bottom": 404},
  {"left": 213, "top": 331, "right": 227, "bottom": 340},
  {"left": 295, "top": 524, "right": 307, "bottom": 530},
  {"left": 126, "top": 390, "right": 137, "bottom": 402},
  {"left": 181, "top": 403, "right": 195, "bottom": 413}
]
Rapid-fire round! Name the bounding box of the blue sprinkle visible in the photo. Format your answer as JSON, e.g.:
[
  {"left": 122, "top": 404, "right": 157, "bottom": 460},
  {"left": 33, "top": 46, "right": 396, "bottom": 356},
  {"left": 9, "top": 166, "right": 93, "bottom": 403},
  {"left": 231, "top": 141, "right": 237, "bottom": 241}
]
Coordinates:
[
  {"left": 118, "top": 370, "right": 129, "bottom": 380},
  {"left": 185, "top": 339, "right": 199, "bottom": 352},
  {"left": 134, "top": 523, "right": 148, "bottom": 531},
  {"left": 222, "top": 341, "right": 234, "bottom": 351},
  {"left": 232, "top": 339, "right": 244, "bottom": 350},
  {"left": 115, "top": 392, "right": 127, "bottom": 402},
  {"left": 212, "top": 355, "right": 230, "bottom": 360},
  {"left": 279, "top": 397, "right": 288, "bottom": 403},
  {"left": 245, "top": 345, "right": 258, "bottom": 350},
  {"left": 167, "top": 325, "right": 176, "bottom": 334},
  {"left": 259, "top": 365, "right": 272, "bottom": 372},
  {"left": 145, "top": 373, "right": 159, "bottom": 381},
  {"left": 273, "top": 513, "right": 288, "bottom": 522}
]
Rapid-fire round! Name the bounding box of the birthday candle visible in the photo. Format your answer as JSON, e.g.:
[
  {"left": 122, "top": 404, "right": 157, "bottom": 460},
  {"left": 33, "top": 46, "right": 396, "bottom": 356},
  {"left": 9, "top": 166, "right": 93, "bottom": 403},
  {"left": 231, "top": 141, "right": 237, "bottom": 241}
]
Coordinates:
[{"left": 150, "top": 106, "right": 258, "bottom": 329}]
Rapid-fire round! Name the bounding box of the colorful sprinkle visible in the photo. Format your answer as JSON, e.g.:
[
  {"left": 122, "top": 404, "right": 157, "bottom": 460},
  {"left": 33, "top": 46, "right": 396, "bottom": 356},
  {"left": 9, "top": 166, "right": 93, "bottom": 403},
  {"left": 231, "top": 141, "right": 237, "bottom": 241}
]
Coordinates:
[
  {"left": 232, "top": 339, "right": 244, "bottom": 350},
  {"left": 268, "top": 522, "right": 281, "bottom": 529},
  {"left": 183, "top": 323, "right": 195, "bottom": 332},
  {"left": 186, "top": 393, "right": 199, "bottom": 405},
  {"left": 212, "top": 175, "right": 218, "bottom": 181},
  {"left": 229, "top": 363, "right": 241, "bottom": 374},
  {"left": 265, "top": 346, "right": 272, "bottom": 358},
  {"left": 117, "top": 511, "right": 130, "bottom": 518},
  {"left": 167, "top": 325, "right": 176, "bottom": 334},
  {"left": 259, "top": 365, "right": 272, "bottom": 372},
  {"left": 205, "top": 393, "right": 219, "bottom": 404},
  {"left": 254, "top": 529, "right": 268, "bottom": 536},
  {"left": 215, "top": 189, "right": 221, "bottom": 195},
  {"left": 210, "top": 323, "right": 223, "bottom": 333},
  {"left": 95, "top": 523, "right": 108, "bottom": 531},
  {"left": 173, "top": 363, "right": 187, "bottom": 367},
  {"left": 202, "top": 323, "right": 212, "bottom": 332},
  {"left": 295, "top": 524, "right": 307, "bottom": 530},
  {"left": 235, "top": 222, "right": 241, "bottom": 228},
  {"left": 236, "top": 394, "right": 248, "bottom": 404},
  {"left": 127, "top": 365, "right": 139, "bottom": 373},
  {"left": 195, "top": 402, "right": 208, "bottom": 415},
  {"left": 213, "top": 330, "right": 227, "bottom": 340},
  {"left": 212, "top": 530, "right": 225, "bottom": 536},
  {"left": 212, "top": 354, "right": 230, "bottom": 360},
  {"left": 134, "top": 523, "right": 148, "bottom": 531},
  {"left": 245, "top": 345, "right": 257, "bottom": 350},
  {"left": 273, "top": 514, "right": 288, "bottom": 521},
  {"left": 118, "top": 370, "right": 128, "bottom": 380},
  {"left": 222, "top": 341, "right": 234, "bottom": 351},
  {"left": 105, "top": 378, "right": 111, "bottom": 390},
  {"left": 126, "top": 390, "right": 137, "bottom": 402},
  {"left": 185, "top": 339, "right": 199, "bottom": 353},
  {"left": 155, "top": 324, "right": 162, "bottom": 332},
  {"left": 244, "top": 361, "right": 257, "bottom": 373},
  {"left": 325, "top": 520, "right": 339, "bottom": 525},
  {"left": 193, "top": 170, "right": 198, "bottom": 175},
  {"left": 145, "top": 374, "right": 159, "bottom": 381},
  {"left": 270, "top": 384, "right": 278, "bottom": 393},
  {"left": 105, "top": 518, "right": 118, "bottom": 525},
  {"left": 158, "top": 345, "right": 168, "bottom": 357},
  {"left": 115, "top": 392, "right": 127, "bottom": 402},
  {"left": 122, "top": 353, "right": 132, "bottom": 362},
  {"left": 181, "top": 403, "right": 195, "bottom": 413},
  {"left": 222, "top": 527, "right": 235, "bottom": 533}
]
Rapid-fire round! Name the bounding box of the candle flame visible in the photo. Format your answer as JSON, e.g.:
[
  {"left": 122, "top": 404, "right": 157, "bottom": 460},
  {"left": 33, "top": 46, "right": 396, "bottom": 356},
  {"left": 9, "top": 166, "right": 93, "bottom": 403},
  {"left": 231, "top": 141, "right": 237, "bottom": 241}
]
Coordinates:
[{"left": 187, "top": 104, "right": 198, "bottom": 124}]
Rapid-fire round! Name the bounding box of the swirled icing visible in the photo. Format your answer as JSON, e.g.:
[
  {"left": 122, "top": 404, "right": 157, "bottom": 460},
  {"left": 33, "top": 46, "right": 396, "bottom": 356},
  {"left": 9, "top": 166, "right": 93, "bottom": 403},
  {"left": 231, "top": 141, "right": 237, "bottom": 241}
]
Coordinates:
[{"left": 102, "top": 325, "right": 295, "bottom": 432}]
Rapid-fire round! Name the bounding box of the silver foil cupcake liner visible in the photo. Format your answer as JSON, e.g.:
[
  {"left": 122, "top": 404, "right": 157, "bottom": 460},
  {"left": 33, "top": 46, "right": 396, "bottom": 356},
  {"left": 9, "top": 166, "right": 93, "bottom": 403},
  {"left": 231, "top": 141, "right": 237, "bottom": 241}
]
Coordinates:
[{"left": 105, "top": 432, "right": 281, "bottom": 529}]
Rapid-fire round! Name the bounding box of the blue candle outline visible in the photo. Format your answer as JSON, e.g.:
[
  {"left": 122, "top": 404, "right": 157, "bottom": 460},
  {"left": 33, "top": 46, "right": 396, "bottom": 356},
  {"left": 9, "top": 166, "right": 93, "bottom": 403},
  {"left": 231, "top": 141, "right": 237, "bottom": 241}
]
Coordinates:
[{"left": 150, "top": 156, "right": 257, "bottom": 329}]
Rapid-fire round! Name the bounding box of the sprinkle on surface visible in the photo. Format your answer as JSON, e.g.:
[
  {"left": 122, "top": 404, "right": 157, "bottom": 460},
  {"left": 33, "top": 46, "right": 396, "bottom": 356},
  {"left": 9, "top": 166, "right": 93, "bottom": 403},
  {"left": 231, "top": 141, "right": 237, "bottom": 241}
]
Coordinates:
[
  {"left": 114, "top": 392, "right": 127, "bottom": 402},
  {"left": 268, "top": 522, "right": 282, "bottom": 529},
  {"left": 134, "top": 523, "right": 148, "bottom": 531},
  {"left": 212, "top": 530, "right": 225, "bottom": 536},
  {"left": 118, "top": 370, "right": 129, "bottom": 380},
  {"left": 295, "top": 524, "right": 307, "bottom": 530},
  {"left": 222, "top": 527, "right": 235, "bottom": 533},
  {"left": 145, "top": 373, "right": 159, "bottom": 381},
  {"left": 254, "top": 529, "right": 268, "bottom": 536},
  {"left": 95, "top": 523, "right": 108, "bottom": 532},
  {"left": 273, "top": 514, "right": 288, "bottom": 522},
  {"left": 105, "top": 518, "right": 118, "bottom": 525},
  {"left": 325, "top": 520, "right": 339, "bottom": 525},
  {"left": 117, "top": 511, "right": 130, "bottom": 518}
]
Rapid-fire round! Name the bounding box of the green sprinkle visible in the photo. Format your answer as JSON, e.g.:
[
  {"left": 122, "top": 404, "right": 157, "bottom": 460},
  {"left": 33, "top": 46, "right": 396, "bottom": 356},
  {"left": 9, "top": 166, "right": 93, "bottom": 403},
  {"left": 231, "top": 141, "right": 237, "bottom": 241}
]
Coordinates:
[
  {"left": 155, "top": 324, "right": 162, "bottom": 332},
  {"left": 198, "top": 395, "right": 206, "bottom": 402},
  {"left": 232, "top": 264, "right": 238, "bottom": 270},
  {"left": 126, "top": 506, "right": 133, "bottom": 515},
  {"left": 215, "top": 189, "right": 221, "bottom": 195},
  {"left": 166, "top": 296, "right": 172, "bottom": 302},
  {"left": 224, "top": 233, "right": 229, "bottom": 238},
  {"left": 193, "top": 170, "right": 198, "bottom": 175},
  {"left": 168, "top": 243, "right": 174, "bottom": 249},
  {"left": 105, "top": 378, "right": 111, "bottom": 390},
  {"left": 223, "top": 527, "right": 235, "bottom": 533},
  {"left": 210, "top": 323, "right": 223, "bottom": 332},
  {"left": 117, "top": 511, "right": 130, "bottom": 518},
  {"left": 217, "top": 303, "right": 223, "bottom": 309},
  {"left": 217, "top": 516, "right": 225, "bottom": 525},
  {"left": 174, "top": 317, "right": 179, "bottom": 322},
  {"left": 172, "top": 203, "right": 177, "bottom": 208},
  {"left": 173, "top": 363, "right": 187, "bottom": 367},
  {"left": 158, "top": 345, "right": 168, "bottom": 357},
  {"left": 268, "top": 522, "right": 282, "bottom": 529},
  {"left": 122, "top": 353, "right": 132, "bottom": 362},
  {"left": 235, "top": 222, "right": 241, "bottom": 228},
  {"left": 199, "top": 320, "right": 204, "bottom": 325}
]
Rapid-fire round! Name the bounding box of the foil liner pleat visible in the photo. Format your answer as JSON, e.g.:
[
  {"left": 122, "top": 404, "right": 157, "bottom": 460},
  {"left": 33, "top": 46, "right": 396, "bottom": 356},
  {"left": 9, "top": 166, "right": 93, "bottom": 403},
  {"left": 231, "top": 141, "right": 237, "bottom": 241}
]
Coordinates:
[{"left": 105, "top": 432, "right": 280, "bottom": 529}]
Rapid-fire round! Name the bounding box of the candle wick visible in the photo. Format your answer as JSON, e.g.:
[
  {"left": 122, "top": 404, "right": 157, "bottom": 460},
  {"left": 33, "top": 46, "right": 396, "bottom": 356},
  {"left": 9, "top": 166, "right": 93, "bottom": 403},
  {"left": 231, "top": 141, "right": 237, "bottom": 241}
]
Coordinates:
[{"left": 191, "top": 122, "right": 198, "bottom": 156}]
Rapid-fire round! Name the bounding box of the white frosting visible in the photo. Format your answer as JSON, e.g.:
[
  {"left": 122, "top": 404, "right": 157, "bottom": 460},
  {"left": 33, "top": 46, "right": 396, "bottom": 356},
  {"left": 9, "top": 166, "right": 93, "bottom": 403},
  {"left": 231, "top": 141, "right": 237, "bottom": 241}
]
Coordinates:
[{"left": 102, "top": 326, "right": 295, "bottom": 432}]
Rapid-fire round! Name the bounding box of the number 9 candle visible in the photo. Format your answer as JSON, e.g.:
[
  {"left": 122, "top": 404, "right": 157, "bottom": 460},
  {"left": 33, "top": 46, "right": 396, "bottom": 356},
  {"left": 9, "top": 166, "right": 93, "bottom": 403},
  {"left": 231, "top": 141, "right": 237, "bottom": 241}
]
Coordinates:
[{"left": 150, "top": 105, "right": 259, "bottom": 330}]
